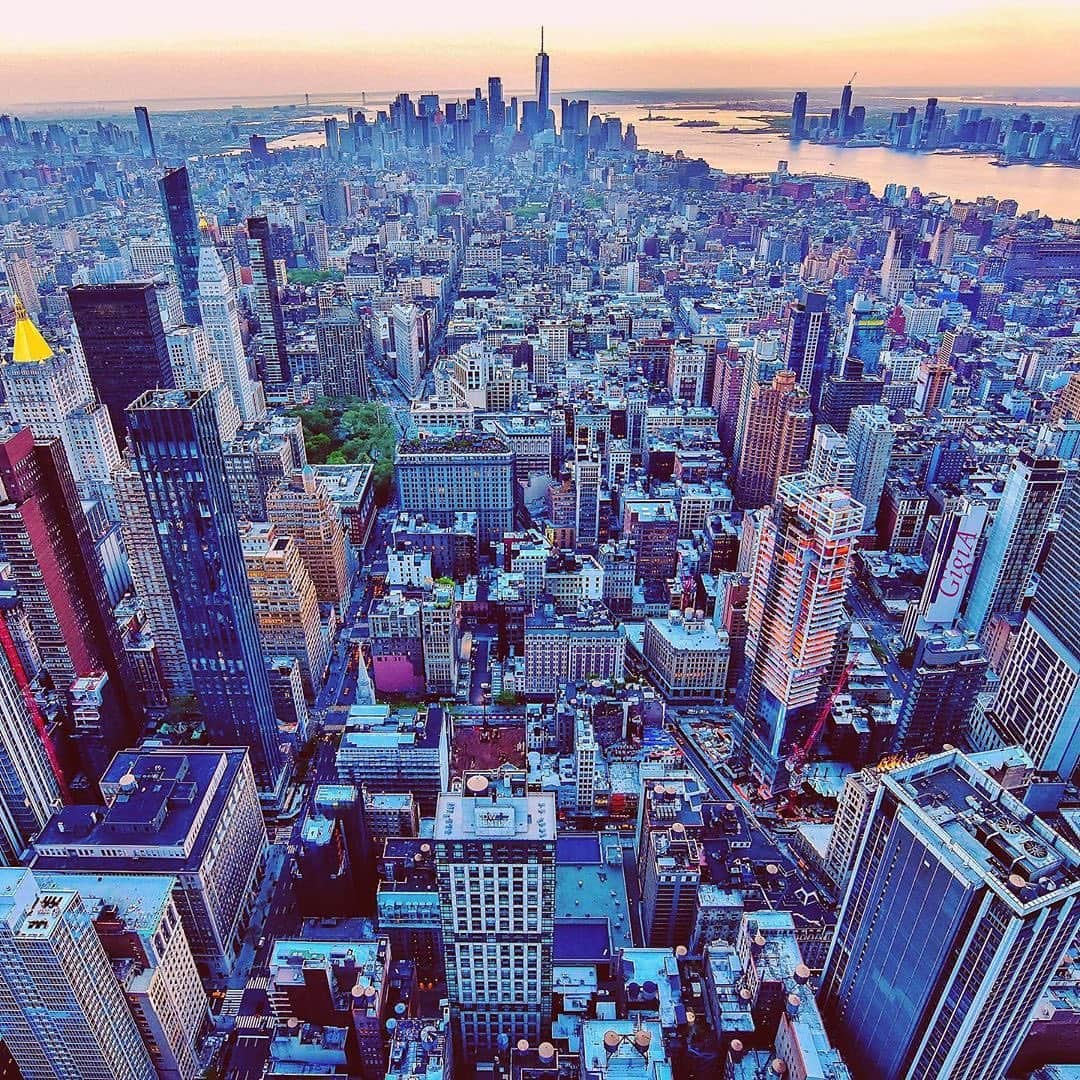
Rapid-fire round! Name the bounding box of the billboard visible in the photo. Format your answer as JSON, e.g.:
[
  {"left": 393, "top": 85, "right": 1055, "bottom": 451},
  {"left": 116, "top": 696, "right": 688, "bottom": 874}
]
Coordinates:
[{"left": 922, "top": 501, "right": 988, "bottom": 627}]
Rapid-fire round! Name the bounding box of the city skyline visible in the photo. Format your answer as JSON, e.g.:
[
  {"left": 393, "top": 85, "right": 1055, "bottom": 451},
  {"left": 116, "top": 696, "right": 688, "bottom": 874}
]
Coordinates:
[{"left": 7, "top": 1, "right": 1080, "bottom": 105}]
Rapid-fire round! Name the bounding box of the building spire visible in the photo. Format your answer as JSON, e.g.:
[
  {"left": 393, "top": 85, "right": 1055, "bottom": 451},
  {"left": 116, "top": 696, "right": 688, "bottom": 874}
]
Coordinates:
[
  {"left": 540, "top": 25, "right": 544, "bottom": 54},
  {"left": 11, "top": 296, "right": 53, "bottom": 363}
]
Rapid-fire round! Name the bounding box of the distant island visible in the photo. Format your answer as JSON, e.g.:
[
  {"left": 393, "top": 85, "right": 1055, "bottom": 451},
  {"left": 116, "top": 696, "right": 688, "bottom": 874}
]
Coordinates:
[
  {"left": 639, "top": 114, "right": 682, "bottom": 122},
  {"left": 677, "top": 119, "right": 723, "bottom": 128}
]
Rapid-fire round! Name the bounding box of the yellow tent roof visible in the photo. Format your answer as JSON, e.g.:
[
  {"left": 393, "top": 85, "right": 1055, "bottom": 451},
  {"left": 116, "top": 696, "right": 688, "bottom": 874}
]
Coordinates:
[{"left": 11, "top": 297, "right": 53, "bottom": 363}]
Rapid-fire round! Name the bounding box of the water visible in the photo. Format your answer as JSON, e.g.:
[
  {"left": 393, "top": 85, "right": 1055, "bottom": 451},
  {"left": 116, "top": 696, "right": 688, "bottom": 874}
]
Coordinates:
[{"left": 600, "top": 106, "right": 1080, "bottom": 219}]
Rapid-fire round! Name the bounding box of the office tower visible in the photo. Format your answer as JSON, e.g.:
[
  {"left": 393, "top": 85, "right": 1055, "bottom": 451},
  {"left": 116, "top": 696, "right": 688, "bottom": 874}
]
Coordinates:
[
  {"left": 838, "top": 82, "right": 853, "bottom": 137},
  {"left": 881, "top": 227, "right": 915, "bottom": 302},
  {"left": 0, "top": 427, "right": 135, "bottom": 778},
  {"left": 67, "top": 282, "right": 174, "bottom": 439},
  {"left": 0, "top": 868, "right": 157, "bottom": 1080},
  {"left": 166, "top": 325, "right": 241, "bottom": 445},
  {"left": 126, "top": 390, "right": 285, "bottom": 796},
  {"left": 158, "top": 167, "right": 201, "bottom": 325},
  {"left": 241, "top": 522, "right": 329, "bottom": 696},
  {"left": 392, "top": 302, "right": 425, "bottom": 399},
  {"left": 574, "top": 444, "right": 602, "bottom": 547},
  {"left": 984, "top": 492, "right": 1080, "bottom": 779},
  {"left": 1050, "top": 370, "right": 1080, "bottom": 423},
  {"left": 32, "top": 746, "right": 268, "bottom": 982},
  {"left": 734, "top": 369, "right": 812, "bottom": 509},
  {"left": 964, "top": 452, "right": 1065, "bottom": 637},
  {"left": 246, "top": 215, "right": 290, "bottom": 389},
  {"left": 893, "top": 630, "right": 987, "bottom": 753},
  {"left": 316, "top": 309, "right": 370, "bottom": 399},
  {"left": 134, "top": 104, "right": 156, "bottom": 162},
  {"left": 808, "top": 423, "right": 856, "bottom": 489},
  {"left": 225, "top": 430, "right": 297, "bottom": 521},
  {"left": 818, "top": 363, "right": 884, "bottom": 433},
  {"left": 114, "top": 457, "right": 193, "bottom": 699},
  {"left": 821, "top": 752, "right": 1080, "bottom": 1080},
  {"left": 741, "top": 474, "right": 864, "bottom": 792},
  {"left": 488, "top": 76, "right": 505, "bottom": 130},
  {"left": 824, "top": 768, "right": 881, "bottom": 890},
  {"left": 5, "top": 255, "right": 40, "bottom": 315},
  {"left": 914, "top": 357, "right": 953, "bottom": 415},
  {"left": 902, "top": 498, "right": 988, "bottom": 645},
  {"left": 524, "top": 604, "right": 626, "bottom": 696},
  {"left": 845, "top": 403, "right": 894, "bottom": 523},
  {"left": 421, "top": 582, "right": 458, "bottom": 697},
  {"left": 535, "top": 27, "right": 551, "bottom": 130},
  {"left": 782, "top": 290, "right": 830, "bottom": 410},
  {"left": 435, "top": 778, "right": 556, "bottom": 1060},
  {"left": 266, "top": 467, "right": 349, "bottom": 612},
  {"left": 323, "top": 116, "right": 339, "bottom": 158},
  {"left": 0, "top": 645, "right": 62, "bottom": 861},
  {"left": 197, "top": 241, "right": 264, "bottom": 424},
  {"left": 397, "top": 431, "right": 514, "bottom": 552},
  {"left": 791, "top": 91, "right": 807, "bottom": 138},
  {"left": 34, "top": 871, "right": 207, "bottom": 1080},
  {"left": 643, "top": 611, "right": 730, "bottom": 701}
]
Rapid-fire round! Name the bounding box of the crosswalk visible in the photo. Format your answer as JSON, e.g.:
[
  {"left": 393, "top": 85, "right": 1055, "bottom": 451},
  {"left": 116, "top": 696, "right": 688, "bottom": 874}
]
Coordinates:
[
  {"left": 219, "top": 988, "right": 245, "bottom": 1017},
  {"left": 235, "top": 1015, "right": 274, "bottom": 1032}
]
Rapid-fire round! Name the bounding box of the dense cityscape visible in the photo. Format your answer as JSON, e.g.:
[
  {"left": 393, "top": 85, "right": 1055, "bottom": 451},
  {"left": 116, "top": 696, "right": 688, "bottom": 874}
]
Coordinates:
[{"left": 0, "top": 25, "right": 1079, "bottom": 1080}]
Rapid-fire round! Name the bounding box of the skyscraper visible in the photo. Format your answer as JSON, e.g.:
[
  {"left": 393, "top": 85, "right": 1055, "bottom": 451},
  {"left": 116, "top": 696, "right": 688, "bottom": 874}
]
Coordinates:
[
  {"left": 821, "top": 751, "right": 1080, "bottom": 1080},
  {"left": 838, "top": 81, "right": 853, "bottom": 137},
  {"left": 983, "top": 490, "right": 1080, "bottom": 779},
  {"left": 126, "top": 389, "right": 285, "bottom": 797},
  {"left": 67, "top": 283, "right": 175, "bottom": 439},
  {"left": 246, "top": 215, "right": 290, "bottom": 390},
  {"left": 846, "top": 403, "right": 894, "bottom": 523},
  {"left": 963, "top": 452, "right": 1065, "bottom": 636},
  {"left": 791, "top": 91, "right": 807, "bottom": 138},
  {"left": 0, "top": 645, "right": 62, "bottom": 861},
  {"left": 158, "top": 167, "right": 202, "bottom": 325},
  {"left": 734, "top": 368, "right": 812, "bottom": 509},
  {"left": 534, "top": 27, "right": 551, "bottom": 131},
  {"left": 316, "top": 309, "right": 370, "bottom": 400},
  {"left": 134, "top": 105, "right": 156, "bottom": 162},
  {"left": 197, "top": 241, "right": 264, "bottom": 425},
  {"left": 741, "top": 473, "right": 864, "bottom": 792},
  {"left": 0, "top": 427, "right": 135, "bottom": 779},
  {"left": 0, "top": 867, "right": 157, "bottom": 1080},
  {"left": 488, "top": 76, "right": 505, "bottom": 131},
  {"left": 782, "top": 289, "right": 831, "bottom": 410},
  {"left": 166, "top": 324, "right": 241, "bottom": 445},
  {"left": 435, "top": 777, "right": 556, "bottom": 1061},
  {"left": 392, "top": 302, "right": 425, "bottom": 399}
]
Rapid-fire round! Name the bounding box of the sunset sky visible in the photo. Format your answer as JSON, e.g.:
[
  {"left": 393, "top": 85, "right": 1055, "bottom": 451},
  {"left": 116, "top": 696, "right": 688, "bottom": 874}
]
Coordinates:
[{"left": 6, "top": 0, "right": 1080, "bottom": 106}]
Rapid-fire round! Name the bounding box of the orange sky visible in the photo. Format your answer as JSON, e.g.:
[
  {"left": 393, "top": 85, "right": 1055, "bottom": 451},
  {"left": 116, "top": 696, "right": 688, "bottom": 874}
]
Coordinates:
[{"left": 5, "top": 0, "right": 1080, "bottom": 105}]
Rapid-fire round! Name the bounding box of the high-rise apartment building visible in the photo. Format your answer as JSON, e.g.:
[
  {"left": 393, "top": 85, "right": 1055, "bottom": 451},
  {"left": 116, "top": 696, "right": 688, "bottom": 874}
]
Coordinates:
[
  {"left": 266, "top": 467, "right": 349, "bottom": 612},
  {"left": 166, "top": 324, "right": 241, "bottom": 445},
  {"left": 808, "top": 423, "right": 857, "bottom": 489},
  {"left": 821, "top": 752, "right": 1080, "bottom": 1080},
  {"left": 782, "top": 290, "right": 830, "bottom": 410},
  {"left": 397, "top": 431, "right": 514, "bottom": 552},
  {"left": 0, "top": 867, "right": 157, "bottom": 1080},
  {"left": 845, "top": 403, "right": 894, "bottom": 524},
  {"left": 734, "top": 369, "right": 812, "bottom": 509},
  {"left": 68, "top": 282, "right": 175, "bottom": 439},
  {"left": 159, "top": 167, "right": 202, "bottom": 325},
  {"left": 435, "top": 778, "right": 556, "bottom": 1060},
  {"left": 246, "top": 216, "right": 290, "bottom": 389},
  {"left": 241, "top": 522, "right": 329, "bottom": 696},
  {"left": 126, "top": 389, "right": 285, "bottom": 795},
  {"left": 963, "top": 452, "right": 1065, "bottom": 636},
  {"left": 741, "top": 474, "right": 864, "bottom": 792}
]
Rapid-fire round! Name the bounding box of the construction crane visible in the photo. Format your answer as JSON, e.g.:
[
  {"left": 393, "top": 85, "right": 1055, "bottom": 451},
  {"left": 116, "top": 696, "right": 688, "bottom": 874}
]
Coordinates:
[{"left": 783, "top": 655, "right": 859, "bottom": 796}]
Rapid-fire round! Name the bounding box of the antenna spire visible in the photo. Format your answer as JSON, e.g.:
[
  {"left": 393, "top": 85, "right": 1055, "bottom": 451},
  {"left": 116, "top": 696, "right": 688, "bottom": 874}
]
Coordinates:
[{"left": 541, "top": 25, "right": 544, "bottom": 53}]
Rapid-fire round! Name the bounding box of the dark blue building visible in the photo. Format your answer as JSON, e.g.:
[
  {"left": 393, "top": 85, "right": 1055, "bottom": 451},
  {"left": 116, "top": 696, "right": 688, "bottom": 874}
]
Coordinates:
[
  {"left": 783, "top": 289, "right": 831, "bottom": 412},
  {"left": 159, "top": 166, "right": 202, "bottom": 325},
  {"left": 125, "top": 389, "right": 285, "bottom": 798}
]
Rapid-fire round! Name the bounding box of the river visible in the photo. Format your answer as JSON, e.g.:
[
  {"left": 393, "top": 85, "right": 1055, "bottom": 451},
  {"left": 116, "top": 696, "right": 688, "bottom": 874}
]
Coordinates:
[{"left": 599, "top": 106, "right": 1079, "bottom": 219}]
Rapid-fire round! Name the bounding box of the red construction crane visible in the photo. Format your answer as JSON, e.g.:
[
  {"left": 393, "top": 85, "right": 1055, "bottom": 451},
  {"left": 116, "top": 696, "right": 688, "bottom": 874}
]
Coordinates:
[
  {"left": 0, "top": 616, "right": 71, "bottom": 803},
  {"left": 785, "top": 655, "right": 859, "bottom": 786}
]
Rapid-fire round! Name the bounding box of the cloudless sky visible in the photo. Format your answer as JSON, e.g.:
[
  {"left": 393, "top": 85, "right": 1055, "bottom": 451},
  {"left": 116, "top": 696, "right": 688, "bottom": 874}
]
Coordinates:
[{"left": 6, "top": 0, "right": 1080, "bottom": 105}]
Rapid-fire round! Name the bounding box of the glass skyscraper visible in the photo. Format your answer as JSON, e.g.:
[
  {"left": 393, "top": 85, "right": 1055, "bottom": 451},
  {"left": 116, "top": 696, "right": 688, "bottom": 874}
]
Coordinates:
[
  {"left": 159, "top": 167, "right": 202, "bottom": 325},
  {"left": 125, "top": 389, "right": 285, "bottom": 797},
  {"left": 821, "top": 751, "right": 1080, "bottom": 1080}
]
